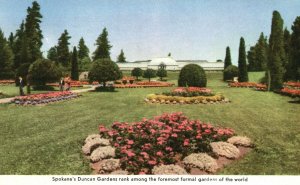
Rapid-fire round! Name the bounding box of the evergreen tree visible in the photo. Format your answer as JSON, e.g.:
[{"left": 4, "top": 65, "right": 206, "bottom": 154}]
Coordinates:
[
  {"left": 47, "top": 46, "right": 58, "bottom": 62},
  {"left": 24, "top": 1, "right": 43, "bottom": 62},
  {"left": 71, "top": 46, "right": 79, "bottom": 80},
  {"left": 93, "top": 28, "right": 112, "bottom": 61},
  {"left": 283, "top": 28, "right": 292, "bottom": 80},
  {"left": 57, "top": 30, "right": 71, "bottom": 67},
  {"left": 238, "top": 37, "right": 248, "bottom": 82},
  {"left": 290, "top": 16, "right": 300, "bottom": 81},
  {"left": 268, "top": 11, "right": 286, "bottom": 90},
  {"left": 13, "top": 21, "right": 30, "bottom": 69},
  {"left": 78, "top": 37, "right": 89, "bottom": 60},
  {"left": 8, "top": 32, "right": 14, "bottom": 49},
  {"left": 255, "top": 32, "right": 268, "bottom": 71},
  {"left": 117, "top": 49, "right": 126, "bottom": 63},
  {"left": 247, "top": 46, "right": 256, "bottom": 71},
  {"left": 0, "top": 29, "right": 14, "bottom": 79},
  {"left": 224, "top": 46, "right": 232, "bottom": 69}
]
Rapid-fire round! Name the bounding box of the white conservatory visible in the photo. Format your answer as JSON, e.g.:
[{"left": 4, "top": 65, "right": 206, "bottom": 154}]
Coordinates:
[{"left": 117, "top": 57, "right": 224, "bottom": 71}]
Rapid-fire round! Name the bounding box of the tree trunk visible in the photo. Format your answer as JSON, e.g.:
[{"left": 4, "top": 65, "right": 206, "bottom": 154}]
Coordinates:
[{"left": 267, "top": 70, "right": 271, "bottom": 91}]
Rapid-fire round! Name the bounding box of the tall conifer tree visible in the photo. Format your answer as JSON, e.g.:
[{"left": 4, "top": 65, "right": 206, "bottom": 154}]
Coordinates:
[
  {"left": 290, "top": 16, "right": 300, "bottom": 81},
  {"left": 78, "top": 37, "right": 89, "bottom": 60},
  {"left": 93, "top": 28, "right": 112, "bottom": 61},
  {"left": 57, "top": 30, "right": 71, "bottom": 67},
  {"left": 71, "top": 47, "right": 79, "bottom": 80},
  {"left": 238, "top": 37, "right": 248, "bottom": 82},
  {"left": 117, "top": 49, "right": 126, "bottom": 63},
  {"left": 268, "top": 11, "right": 286, "bottom": 90}
]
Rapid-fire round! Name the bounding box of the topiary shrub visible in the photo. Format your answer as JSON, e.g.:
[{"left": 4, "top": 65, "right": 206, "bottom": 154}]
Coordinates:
[
  {"left": 223, "top": 65, "right": 239, "bottom": 81},
  {"left": 143, "top": 68, "right": 156, "bottom": 82},
  {"left": 89, "top": 58, "right": 122, "bottom": 88},
  {"left": 178, "top": 64, "right": 207, "bottom": 87},
  {"left": 28, "top": 59, "right": 62, "bottom": 88},
  {"left": 131, "top": 68, "right": 143, "bottom": 81},
  {"left": 157, "top": 68, "right": 167, "bottom": 81}
]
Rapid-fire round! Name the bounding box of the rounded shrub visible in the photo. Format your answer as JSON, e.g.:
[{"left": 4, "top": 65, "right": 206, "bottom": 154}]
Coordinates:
[
  {"left": 89, "top": 58, "right": 122, "bottom": 87},
  {"left": 157, "top": 68, "right": 167, "bottom": 81},
  {"left": 131, "top": 67, "right": 143, "bottom": 80},
  {"left": 143, "top": 68, "right": 156, "bottom": 82},
  {"left": 28, "top": 59, "right": 62, "bottom": 87},
  {"left": 223, "top": 65, "right": 239, "bottom": 81},
  {"left": 178, "top": 64, "right": 207, "bottom": 87}
]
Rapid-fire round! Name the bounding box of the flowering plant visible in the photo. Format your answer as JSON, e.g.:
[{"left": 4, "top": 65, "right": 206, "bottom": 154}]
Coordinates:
[
  {"left": 11, "top": 91, "right": 80, "bottom": 105},
  {"left": 229, "top": 82, "right": 267, "bottom": 91},
  {"left": 163, "top": 87, "right": 214, "bottom": 97},
  {"left": 0, "top": 80, "right": 15, "bottom": 85},
  {"left": 284, "top": 81, "right": 300, "bottom": 89},
  {"left": 280, "top": 87, "right": 300, "bottom": 98},
  {"left": 98, "top": 112, "right": 234, "bottom": 174}
]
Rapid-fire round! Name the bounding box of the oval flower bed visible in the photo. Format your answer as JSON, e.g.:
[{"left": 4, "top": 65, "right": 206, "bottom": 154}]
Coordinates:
[
  {"left": 11, "top": 91, "right": 80, "bottom": 105},
  {"left": 145, "top": 87, "right": 229, "bottom": 104},
  {"left": 229, "top": 82, "right": 267, "bottom": 91},
  {"left": 114, "top": 81, "right": 174, "bottom": 88},
  {"left": 82, "top": 112, "right": 253, "bottom": 175}
]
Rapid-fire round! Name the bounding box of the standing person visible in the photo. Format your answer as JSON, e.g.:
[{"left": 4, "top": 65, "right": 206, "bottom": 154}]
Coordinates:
[
  {"left": 19, "top": 76, "right": 25, "bottom": 96},
  {"left": 59, "top": 77, "right": 65, "bottom": 91},
  {"left": 65, "top": 74, "right": 71, "bottom": 91}
]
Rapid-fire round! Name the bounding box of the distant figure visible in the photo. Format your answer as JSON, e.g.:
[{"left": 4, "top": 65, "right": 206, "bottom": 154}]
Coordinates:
[
  {"left": 19, "top": 76, "right": 25, "bottom": 96},
  {"left": 64, "top": 74, "right": 71, "bottom": 91},
  {"left": 59, "top": 77, "right": 65, "bottom": 91}
]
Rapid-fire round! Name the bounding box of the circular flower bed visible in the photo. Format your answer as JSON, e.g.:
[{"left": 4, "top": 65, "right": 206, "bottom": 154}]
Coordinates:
[
  {"left": 11, "top": 91, "right": 80, "bottom": 105},
  {"left": 229, "top": 82, "right": 267, "bottom": 91},
  {"left": 145, "top": 87, "right": 230, "bottom": 104},
  {"left": 82, "top": 113, "right": 254, "bottom": 175},
  {"left": 0, "top": 80, "right": 15, "bottom": 85}
]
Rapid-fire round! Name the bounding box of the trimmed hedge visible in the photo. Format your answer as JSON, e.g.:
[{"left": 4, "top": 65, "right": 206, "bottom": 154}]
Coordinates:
[
  {"left": 223, "top": 65, "right": 239, "bottom": 81},
  {"left": 178, "top": 64, "right": 207, "bottom": 87}
]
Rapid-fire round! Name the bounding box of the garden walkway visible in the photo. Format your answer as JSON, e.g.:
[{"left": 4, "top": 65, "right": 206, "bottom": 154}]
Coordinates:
[{"left": 0, "top": 86, "right": 96, "bottom": 104}]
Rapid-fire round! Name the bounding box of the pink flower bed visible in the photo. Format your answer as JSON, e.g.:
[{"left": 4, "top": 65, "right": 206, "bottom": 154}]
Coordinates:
[
  {"left": 98, "top": 112, "right": 234, "bottom": 174},
  {"left": 173, "top": 87, "right": 212, "bottom": 94},
  {"left": 0, "top": 80, "right": 15, "bottom": 85},
  {"left": 11, "top": 91, "right": 80, "bottom": 105}
]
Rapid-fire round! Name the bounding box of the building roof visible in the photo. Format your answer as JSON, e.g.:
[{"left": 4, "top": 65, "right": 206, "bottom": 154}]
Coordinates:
[
  {"left": 148, "top": 57, "right": 177, "bottom": 66},
  {"left": 176, "top": 60, "right": 208, "bottom": 63}
]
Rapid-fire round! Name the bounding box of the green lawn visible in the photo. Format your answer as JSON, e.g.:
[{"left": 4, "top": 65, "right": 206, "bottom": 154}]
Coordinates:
[{"left": 0, "top": 72, "right": 299, "bottom": 175}]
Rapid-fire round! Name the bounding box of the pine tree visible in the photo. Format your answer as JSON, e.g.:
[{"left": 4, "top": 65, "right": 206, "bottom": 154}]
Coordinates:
[
  {"left": 13, "top": 21, "right": 31, "bottom": 69},
  {"left": 290, "top": 16, "right": 300, "bottom": 81},
  {"left": 238, "top": 37, "right": 248, "bottom": 82},
  {"left": 24, "top": 1, "right": 43, "bottom": 62},
  {"left": 224, "top": 46, "right": 232, "bottom": 69},
  {"left": 8, "top": 32, "right": 14, "bottom": 49},
  {"left": 255, "top": 32, "right": 268, "bottom": 71},
  {"left": 117, "top": 49, "right": 126, "bottom": 63},
  {"left": 47, "top": 46, "right": 58, "bottom": 62},
  {"left": 268, "top": 11, "right": 286, "bottom": 90},
  {"left": 78, "top": 37, "right": 89, "bottom": 60},
  {"left": 0, "top": 29, "right": 14, "bottom": 79},
  {"left": 57, "top": 30, "right": 71, "bottom": 67},
  {"left": 71, "top": 47, "right": 79, "bottom": 80},
  {"left": 93, "top": 28, "right": 112, "bottom": 61}
]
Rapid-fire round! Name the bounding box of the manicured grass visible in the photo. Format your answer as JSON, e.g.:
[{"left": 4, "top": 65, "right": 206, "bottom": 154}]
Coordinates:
[{"left": 0, "top": 72, "right": 299, "bottom": 174}]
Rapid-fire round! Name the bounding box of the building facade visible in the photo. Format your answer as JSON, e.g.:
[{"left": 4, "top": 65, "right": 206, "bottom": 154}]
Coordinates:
[{"left": 117, "top": 57, "right": 224, "bottom": 71}]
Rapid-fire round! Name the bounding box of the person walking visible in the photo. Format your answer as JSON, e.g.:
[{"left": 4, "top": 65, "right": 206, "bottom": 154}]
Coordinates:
[
  {"left": 19, "top": 76, "right": 25, "bottom": 96},
  {"left": 59, "top": 77, "right": 65, "bottom": 91}
]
